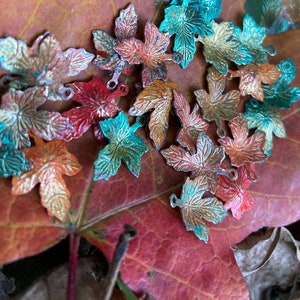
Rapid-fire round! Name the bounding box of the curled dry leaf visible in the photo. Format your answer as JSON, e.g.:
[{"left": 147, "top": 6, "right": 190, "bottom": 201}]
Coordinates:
[
  {"left": 173, "top": 90, "right": 209, "bottom": 153},
  {"left": 0, "top": 32, "right": 94, "bottom": 100},
  {"left": 228, "top": 62, "right": 281, "bottom": 101},
  {"left": 12, "top": 137, "right": 82, "bottom": 221},
  {"left": 170, "top": 176, "right": 227, "bottom": 243},
  {"left": 115, "top": 22, "right": 182, "bottom": 87},
  {"left": 216, "top": 164, "right": 255, "bottom": 219},
  {"left": 0, "top": 88, "right": 74, "bottom": 149},
  {"left": 233, "top": 227, "right": 300, "bottom": 299},
  {"left": 62, "top": 77, "right": 128, "bottom": 142},
  {"left": 129, "top": 80, "right": 177, "bottom": 149},
  {"left": 161, "top": 131, "right": 225, "bottom": 193}
]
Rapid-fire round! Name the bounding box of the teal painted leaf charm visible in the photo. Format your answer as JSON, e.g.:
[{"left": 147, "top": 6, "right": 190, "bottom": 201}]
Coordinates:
[
  {"left": 263, "top": 59, "right": 300, "bottom": 109},
  {"left": 0, "top": 123, "right": 31, "bottom": 177},
  {"left": 159, "top": 1, "right": 215, "bottom": 68},
  {"left": 93, "top": 112, "right": 148, "bottom": 180},
  {"left": 196, "top": 22, "right": 252, "bottom": 75},
  {"left": 0, "top": 32, "right": 94, "bottom": 100},
  {"left": 244, "top": 99, "right": 286, "bottom": 156},
  {"left": 238, "top": 14, "right": 276, "bottom": 63},
  {"left": 245, "top": 0, "right": 294, "bottom": 34},
  {"left": 0, "top": 88, "right": 74, "bottom": 149},
  {"left": 170, "top": 176, "right": 227, "bottom": 243}
]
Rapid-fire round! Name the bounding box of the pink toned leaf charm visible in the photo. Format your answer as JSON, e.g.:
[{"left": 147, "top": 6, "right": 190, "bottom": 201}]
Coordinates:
[
  {"left": 115, "top": 22, "right": 182, "bottom": 87},
  {"left": 129, "top": 80, "right": 178, "bottom": 149},
  {"left": 161, "top": 131, "right": 225, "bottom": 193},
  {"left": 173, "top": 90, "right": 209, "bottom": 153},
  {"left": 216, "top": 164, "right": 255, "bottom": 219},
  {"left": 194, "top": 66, "right": 240, "bottom": 137},
  {"left": 228, "top": 62, "right": 281, "bottom": 102},
  {"left": 0, "top": 88, "right": 74, "bottom": 149},
  {"left": 219, "top": 114, "right": 266, "bottom": 181},
  {"left": 92, "top": 4, "right": 138, "bottom": 89},
  {"left": 12, "top": 137, "right": 82, "bottom": 222},
  {"left": 62, "top": 77, "right": 128, "bottom": 142},
  {"left": 0, "top": 32, "right": 94, "bottom": 100}
]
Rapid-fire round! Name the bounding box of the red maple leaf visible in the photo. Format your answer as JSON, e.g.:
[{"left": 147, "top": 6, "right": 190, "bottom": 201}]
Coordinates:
[{"left": 62, "top": 76, "right": 128, "bottom": 142}]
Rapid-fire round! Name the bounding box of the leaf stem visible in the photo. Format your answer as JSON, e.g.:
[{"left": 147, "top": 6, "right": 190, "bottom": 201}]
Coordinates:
[
  {"left": 67, "top": 232, "right": 81, "bottom": 300},
  {"left": 99, "top": 224, "right": 137, "bottom": 300}
]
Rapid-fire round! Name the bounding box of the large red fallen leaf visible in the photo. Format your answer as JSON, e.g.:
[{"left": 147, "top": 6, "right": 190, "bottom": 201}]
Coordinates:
[{"left": 0, "top": 1, "right": 299, "bottom": 299}]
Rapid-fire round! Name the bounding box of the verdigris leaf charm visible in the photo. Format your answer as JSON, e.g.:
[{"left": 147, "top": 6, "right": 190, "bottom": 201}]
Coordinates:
[
  {"left": 0, "top": 32, "right": 94, "bottom": 100},
  {"left": 244, "top": 99, "right": 286, "bottom": 156},
  {"left": 170, "top": 176, "right": 227, "bottom": 243},
  {"left": 161, "top": 131, "right": 225, "bottom": 193},
  {"left": 12, "top": 136, "right": 82, "bottom": 222},
  {"left": 93, "top": 112, "right": 148, "bottom": 181},
  {"left": 0, "top": 88, "right": 74, "bottom": 149},
  {"left": 194, "top": 66, "right": 240, "bottom": 137},
  {"left": 92, "top": 4, "right": 138, "bottom": 89}
]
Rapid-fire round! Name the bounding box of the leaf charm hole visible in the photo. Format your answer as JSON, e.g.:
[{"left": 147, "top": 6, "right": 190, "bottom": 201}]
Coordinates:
[
  {"left": 217, "top": 127, "right": 226, "bottom": 138},
  {"left": 118, "top": 83, "right": 129, "bottom": 96},
  {"left": 107, "top": 79, "right": 118, "bottom": 90},
  {"left": 217, "top": 168, "right": 238, "bottom": 181},
  {"left": 60, "top": 87, "right": 74, "bottom": 100},
  {"left": 170, "top": 194, "right": 177, "bottom": 208}
]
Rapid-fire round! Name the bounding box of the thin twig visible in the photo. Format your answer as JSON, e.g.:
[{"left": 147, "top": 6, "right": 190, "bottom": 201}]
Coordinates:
[{"left": 100, "top": 224, "right": 137, "bottom": 300}]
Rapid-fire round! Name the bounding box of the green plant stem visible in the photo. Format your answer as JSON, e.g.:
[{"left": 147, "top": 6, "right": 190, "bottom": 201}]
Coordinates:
[{"left": 67, "top": 233, "right": 80, "bottom": 300}]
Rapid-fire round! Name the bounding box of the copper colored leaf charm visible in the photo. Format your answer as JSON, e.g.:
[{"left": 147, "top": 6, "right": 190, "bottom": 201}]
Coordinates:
[
  {"left": 161, "top": 131, "right": 225, "bottom": 193},
  {"left": 62, "top": 77, "right": 128, "bottom": 142},
  {"left": 228, "top": 63, "right": 281, "bottom": 102},
  {"left": 219, "top": 114, "right": 266, "bottom": 173},
  {"left": 11, "top": 137, "right": 82, "bottom": 221},
  {"left": 115, "top": 22, "right": 182, "bottom": 87},
  {"left": 93, "top": 112, "right": 148, "bottom": 181},
  {"left": 194, "top": 66, "right": 240, "bottom": 137},
  {"left": 92, "top": 4, "right": 138, "bottom": 89},
  {"left": 0, "top": 32, "right": 94, "bottom": 100},
  {"left": 0, "top": 88, "right": 74, "bottom": 149},
  {"left": 244, "top": 99, "right": 286, "bottom": 156},
  {"left": 129, "top": 80, "right": 177, "bottom": 149},
  {"left": 216, "top": 165, "right": 255, "bottom": 219},
  {"left": 173, "top": 90, "right": 208, "bottom": 153},
  {"left": 170, "top": 176, "right": 227, "bottom": 243}
]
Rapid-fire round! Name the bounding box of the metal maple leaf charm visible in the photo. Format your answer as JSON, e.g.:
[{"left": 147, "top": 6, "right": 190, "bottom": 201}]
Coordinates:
[
  {"left": 219, "top": 114, "right": 266, "bottom": 180},
  {"left": 194, "top": 66, "right": 240, "bottom": 137},
  {"left": 115, "top": 22, "right": 182, "bottom": 87},
  {"left": 170, "top": 176, "right": 227, "bottom": 243},
  {"left": 0, "top": 123, "right": 31, "bottom": 177},
  {"left": 161, "top": 131, "right": 225, "bottom": 193},
  {"left": 93, "top": 112, "right": 148, "bottom": 181},
  {"left": 216, "top": 165, "right": 255, "bottom": 219},
  {"left": 0, "top": 88, "right": 74, "bottom": 149},
  {"left": 129, "top": 80, "right": 178, "bottom": 149},
  {"left": 173, "top": 90, "right": 208, "bottom": 153},
  {"left": 62, "top": 77, "right": 128, "bottom": 142},
  {"left": 228, "top": 63, "right": 281, "bottom": 102},
  {"left": 92, "top": 4, "right": 138, "bottom": 89},
  {"left": 0, "top": 32, "right": 94, "bottom": 100},
  {"left": 12, "top": 137, "right": 82, "bottom": 222}
]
